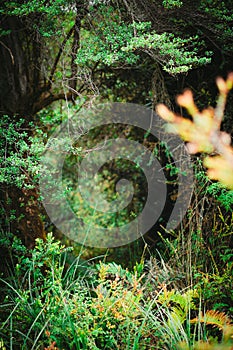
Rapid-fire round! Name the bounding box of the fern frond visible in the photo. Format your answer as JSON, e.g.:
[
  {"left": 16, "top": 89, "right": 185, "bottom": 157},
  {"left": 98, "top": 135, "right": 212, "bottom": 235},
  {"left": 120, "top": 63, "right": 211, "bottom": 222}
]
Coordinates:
[{"left": 191, "top": 310, "right": 233, "bottom": 330}]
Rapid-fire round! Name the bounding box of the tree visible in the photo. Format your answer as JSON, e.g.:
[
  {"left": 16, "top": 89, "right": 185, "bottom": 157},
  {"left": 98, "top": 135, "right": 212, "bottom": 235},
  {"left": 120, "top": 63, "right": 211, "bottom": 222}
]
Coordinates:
[
  {"left": 0, "top": 1, "right": 89, "bottom": 115},
  {"left": 0, "top": 0, "right": 232, "bottom": 248},
  {"left": 0, "top": 0, "right": 87, "bottom": 246}
]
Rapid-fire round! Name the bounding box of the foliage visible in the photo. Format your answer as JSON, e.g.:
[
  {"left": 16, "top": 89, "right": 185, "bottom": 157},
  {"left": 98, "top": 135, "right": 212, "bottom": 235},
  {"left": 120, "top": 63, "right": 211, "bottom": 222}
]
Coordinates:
[
  {"left": 0, "top": 0, "right": 233, "bottom": 349},
  {"left": 198, "top": 0, "right": 233, "bottom": 53},
  {"left": 193, "top": 160, "right": 233, "bottom": 212},
  {"left": 162, "top": 0, "right": 183, "bottom": 9},
  {"left": 0, "top": 116, "right": 45, "bottom": 188},
  {"left": 1, "top": 235, "right": 233, "bottom": 349},
  {"left": 143, "top": 282, "right": 233, "bottom": 349},
  {"left": 0, "top": 0, "right": 74, "bottom": 37},
  {"left": 195, "top": 265, "right": 233, "bottom": 314},
  {"left": 0, "top": 235, "right": 149, "bottom": 349},
  {"left": 77, "top": 5, "right": 211, "bottom": 74},
  {"left": 152, "top": 182, "right": 233, "bottom": 315},
  {"left": 157, "top": 73, "right": 233, "bottom": 188},
  {"left": 0, "top": 339, "right": 6, "bottom": 350}
]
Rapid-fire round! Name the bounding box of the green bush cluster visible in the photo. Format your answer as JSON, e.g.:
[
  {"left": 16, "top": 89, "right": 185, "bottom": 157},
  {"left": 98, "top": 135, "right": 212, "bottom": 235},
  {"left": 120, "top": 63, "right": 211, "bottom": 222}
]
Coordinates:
[
  {"left": 0, "top": 116, "right": 44, "bottom": 189},
  {"left": 1, "top": 234, "right": 233, "bottom": 349},
  {"left": 76, "top": 5, "right": 211, "bottom": 74}
]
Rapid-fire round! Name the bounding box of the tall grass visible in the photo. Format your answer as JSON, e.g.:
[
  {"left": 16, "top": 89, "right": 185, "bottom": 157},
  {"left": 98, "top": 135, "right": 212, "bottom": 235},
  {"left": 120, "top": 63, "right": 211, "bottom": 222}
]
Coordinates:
[{"left": 0, "top": 233, "right": 233, "bottom": 349}]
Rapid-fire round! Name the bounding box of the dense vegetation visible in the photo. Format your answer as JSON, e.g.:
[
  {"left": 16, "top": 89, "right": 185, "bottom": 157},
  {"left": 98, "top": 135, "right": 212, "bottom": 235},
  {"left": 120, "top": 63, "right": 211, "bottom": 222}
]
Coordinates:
[{"left": 0, "top": 0, "right": 233, "bottom": 349}]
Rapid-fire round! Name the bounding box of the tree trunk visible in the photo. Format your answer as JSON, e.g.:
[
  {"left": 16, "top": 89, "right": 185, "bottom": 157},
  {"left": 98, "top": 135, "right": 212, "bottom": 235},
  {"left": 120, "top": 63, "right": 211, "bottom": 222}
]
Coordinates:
[
  {"left": 0, "top": 7, "right": 84, "bottom": 247},
  {"left": 0, "top": 16, "right": 46, "bottom": 246}
]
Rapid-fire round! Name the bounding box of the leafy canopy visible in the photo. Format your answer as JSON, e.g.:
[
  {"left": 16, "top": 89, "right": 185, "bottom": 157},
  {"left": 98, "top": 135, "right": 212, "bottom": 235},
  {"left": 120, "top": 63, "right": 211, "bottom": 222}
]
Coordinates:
[{"left": 77, "top": 5, "right": 211, "bottom": 74}]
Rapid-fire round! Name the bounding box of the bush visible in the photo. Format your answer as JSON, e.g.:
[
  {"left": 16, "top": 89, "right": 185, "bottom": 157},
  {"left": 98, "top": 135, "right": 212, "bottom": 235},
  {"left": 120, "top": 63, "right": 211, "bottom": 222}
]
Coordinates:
[{"left": 1, "top": 234, "right": 233, "bottom": 349}]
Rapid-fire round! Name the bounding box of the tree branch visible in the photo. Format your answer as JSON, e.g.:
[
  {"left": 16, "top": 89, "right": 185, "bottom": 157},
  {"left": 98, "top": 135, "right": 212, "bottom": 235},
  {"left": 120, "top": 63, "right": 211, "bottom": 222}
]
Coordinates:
[
  {"left": 32, "top": 92, "right": 74, "bottom": 114},
  {"left": 0, "top": 40, "right": 14, "bottom": 65},
  {"left": 68, "top": 1, "right": 86, "bottom": 97},
  {"left": 49, "top": 25, "right": 75, "bottom": 85}
]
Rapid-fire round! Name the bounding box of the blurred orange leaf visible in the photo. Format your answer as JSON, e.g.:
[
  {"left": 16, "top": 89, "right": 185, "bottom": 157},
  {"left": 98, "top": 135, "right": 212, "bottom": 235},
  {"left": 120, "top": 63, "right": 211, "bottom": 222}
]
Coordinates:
[{"left": 156, "top": 73, "right": 233, "bottom": 189}]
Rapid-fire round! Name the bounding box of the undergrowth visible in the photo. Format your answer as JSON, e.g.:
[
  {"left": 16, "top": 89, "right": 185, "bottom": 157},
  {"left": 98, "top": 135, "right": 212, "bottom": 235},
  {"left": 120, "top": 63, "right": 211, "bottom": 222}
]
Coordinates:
[{"left": 0, "top": 232, "right": 233, "bottom": 350}]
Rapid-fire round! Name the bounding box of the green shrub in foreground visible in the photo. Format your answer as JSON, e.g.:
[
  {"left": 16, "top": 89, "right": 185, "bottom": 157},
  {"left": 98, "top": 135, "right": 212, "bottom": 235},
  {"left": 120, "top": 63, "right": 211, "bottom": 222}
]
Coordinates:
[{"left": 0, "top": 234, "right": 233, "bottom": 349}]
